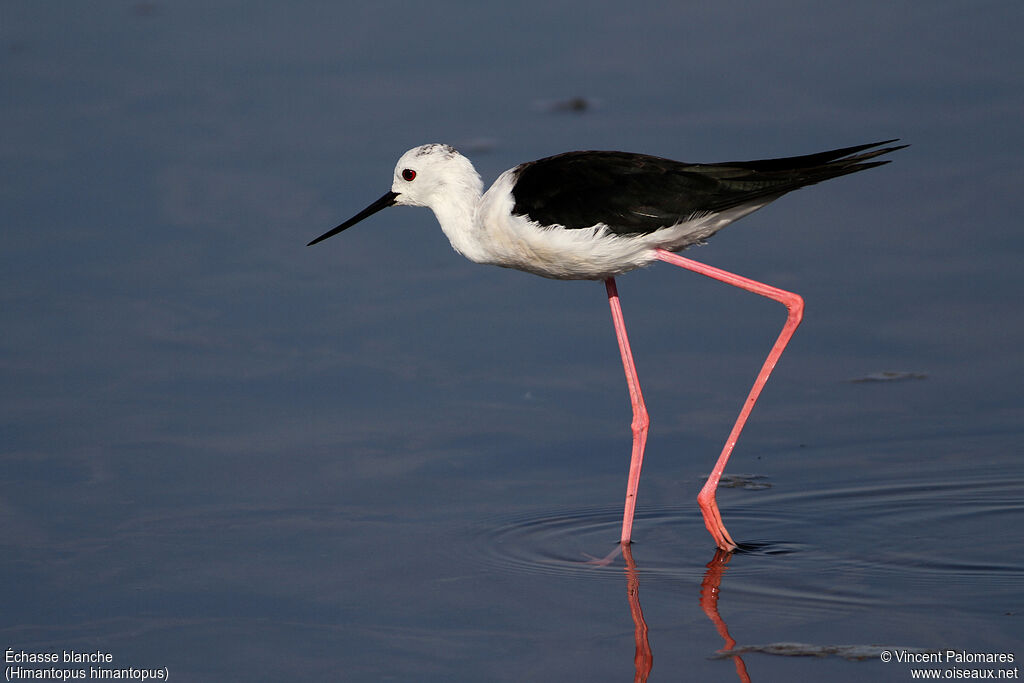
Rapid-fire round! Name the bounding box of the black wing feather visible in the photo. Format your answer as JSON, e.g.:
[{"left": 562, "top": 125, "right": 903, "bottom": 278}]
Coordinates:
[{"left": 510, "top": 140, "right": 906, "bottom": 235}]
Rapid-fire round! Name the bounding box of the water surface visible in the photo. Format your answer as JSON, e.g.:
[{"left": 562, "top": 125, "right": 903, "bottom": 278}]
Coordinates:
[{"left": 2, "top": 2, "right": 1022, "bottom": 681}]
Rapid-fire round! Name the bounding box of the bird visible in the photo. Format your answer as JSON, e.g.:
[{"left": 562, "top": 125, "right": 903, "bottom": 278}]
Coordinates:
[{"left": 308, "top": 139, "right": 905, "bottom": 551}]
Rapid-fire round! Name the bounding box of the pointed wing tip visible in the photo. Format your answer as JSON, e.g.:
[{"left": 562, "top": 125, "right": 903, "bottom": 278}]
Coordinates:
[
  {"left": 867, "top": 139, "right": 910, "bottom": 155},
  {"left": 839, "top": 140, "right": 909, "bottom": 167}
]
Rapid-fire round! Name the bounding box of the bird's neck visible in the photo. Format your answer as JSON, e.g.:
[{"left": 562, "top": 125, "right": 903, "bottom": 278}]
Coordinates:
[{"left": 430, "top": 173, "right": 489, "bottom": 263}]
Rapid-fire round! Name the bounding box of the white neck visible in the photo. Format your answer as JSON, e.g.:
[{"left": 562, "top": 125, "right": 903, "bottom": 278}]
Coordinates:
[{"left": 429, "top": 172, "right": 489, "bottom": 264}]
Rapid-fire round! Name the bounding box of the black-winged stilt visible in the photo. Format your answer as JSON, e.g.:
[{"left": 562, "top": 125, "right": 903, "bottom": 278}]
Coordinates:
[{"left": 308, "top": 140, "right": 905, "bottom": 551}]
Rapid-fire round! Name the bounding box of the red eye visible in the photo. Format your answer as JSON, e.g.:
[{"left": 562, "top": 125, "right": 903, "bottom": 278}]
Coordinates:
[{"left": 401, "top": 169, "right": 416, "bottom": 181}]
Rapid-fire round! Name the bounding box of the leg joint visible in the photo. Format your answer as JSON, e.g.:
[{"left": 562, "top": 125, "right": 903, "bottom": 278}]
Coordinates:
[
  {"left": 631, "top": 410, "right": 650, "bottom": 434},
  {"left": 785, "top": 292, "right": 805, "bottom": 322}
]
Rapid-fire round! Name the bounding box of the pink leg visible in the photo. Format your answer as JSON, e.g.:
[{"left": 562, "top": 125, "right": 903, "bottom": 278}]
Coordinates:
[
  {"left": 605, "top": 278, "right": 650, "bottom": 545},
  {"left": 655, "top": 248, "right": 804, "bottom": 551}
]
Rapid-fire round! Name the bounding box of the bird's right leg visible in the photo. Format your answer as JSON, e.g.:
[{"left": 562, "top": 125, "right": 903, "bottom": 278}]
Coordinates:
[
  {"left": 605, "top": 277, "right": 650, "bottom": 545},
  {"left": 655, "top": 249, "right": 804, "bottom": 552}
]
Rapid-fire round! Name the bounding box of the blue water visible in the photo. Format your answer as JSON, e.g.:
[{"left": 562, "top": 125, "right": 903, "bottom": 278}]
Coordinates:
[{"left": 3, "top": 2, "right": 1022, "bottom": 681}]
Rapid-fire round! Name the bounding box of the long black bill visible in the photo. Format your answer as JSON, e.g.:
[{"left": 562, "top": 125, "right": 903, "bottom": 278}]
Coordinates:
[{"left": 307, "top": 190, "right": 399, "bottom": 246}]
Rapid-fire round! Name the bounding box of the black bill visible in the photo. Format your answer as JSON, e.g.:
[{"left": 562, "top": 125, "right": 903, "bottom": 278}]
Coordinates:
[{"left": 307, "top": 190, "right": 399, "bottom": 246}]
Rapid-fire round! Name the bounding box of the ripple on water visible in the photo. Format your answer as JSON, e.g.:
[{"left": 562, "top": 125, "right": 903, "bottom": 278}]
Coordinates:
[
  {"left": 465, "top": 502, "right": 807, "bottom": 582},
  {"left": 460, "top": 471, "right": 1024, "bottom": 617}
]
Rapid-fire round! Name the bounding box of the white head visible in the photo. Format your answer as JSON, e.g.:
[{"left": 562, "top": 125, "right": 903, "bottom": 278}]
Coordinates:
[
  {"left": 307, "top": 143, "right": 483, "bottom": 246},
  {"left": 390, "top": 143, "right": 482, "bottom": 208}
]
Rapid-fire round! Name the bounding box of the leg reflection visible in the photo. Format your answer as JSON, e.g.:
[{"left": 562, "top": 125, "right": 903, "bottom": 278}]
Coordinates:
[
  {"left": 621, "top": 544, "right": 653, "bottom": 683},
  {"left": 700, "top": 549, "right": 751, "bottom": 683}
]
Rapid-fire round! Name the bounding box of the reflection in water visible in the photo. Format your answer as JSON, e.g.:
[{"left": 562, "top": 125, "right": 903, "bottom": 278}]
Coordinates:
[
  {"left": 622, "top": 545, "right": 653, "bottom": 682},
  {"left": 621, "top": 546, "right": 750, "bottom": 682},
  {"left": 473, "top": 477, "right": 1023, "bottom": 679},
  {"left": 699, "top": 550, "right": 752, "bottom": 682}
]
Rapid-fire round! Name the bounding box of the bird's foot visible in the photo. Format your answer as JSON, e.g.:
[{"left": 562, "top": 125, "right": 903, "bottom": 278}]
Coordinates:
[
  {"left": 698, "top": 494, "right": 738, "bottom": 553},
  {"left": 582, "top": 544, "right": 624, "bottom": 567}
]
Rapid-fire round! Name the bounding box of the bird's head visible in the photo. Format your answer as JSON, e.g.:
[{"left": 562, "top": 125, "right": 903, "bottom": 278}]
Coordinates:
[
  {"left": 390, "top": 144, "right": 479, "bottom": 208},
  {"left": 307, "top": 143, "right": 480, "bottom": 246}
]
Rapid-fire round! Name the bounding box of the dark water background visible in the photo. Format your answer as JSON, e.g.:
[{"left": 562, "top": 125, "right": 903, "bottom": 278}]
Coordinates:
[{"left": 3, "top": 2, "right": 1022, "bottom": 681}]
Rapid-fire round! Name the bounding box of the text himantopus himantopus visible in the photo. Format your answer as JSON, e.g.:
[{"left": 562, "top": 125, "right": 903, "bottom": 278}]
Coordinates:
[{"left": 308, "top": 140, "right": 905, "bottom": 551}]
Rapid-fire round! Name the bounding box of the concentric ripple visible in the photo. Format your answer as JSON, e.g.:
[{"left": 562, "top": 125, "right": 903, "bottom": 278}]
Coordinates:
[
  {"left": 464, "top": 501, "right": 802, "bottom": 581},
  {"left": 458, "top": 469, "right": 1024, "bottom": 616}
]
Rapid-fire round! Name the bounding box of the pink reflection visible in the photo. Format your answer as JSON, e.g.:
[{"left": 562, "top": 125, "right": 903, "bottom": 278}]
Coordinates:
[
  {"left": 616, "top": 546, "right": 751, "bottom": 682},
  {"left": 622, "top": 544, "right": 653, "bottom": 682},
  {"left": 699, "top": 550, "right": 751, "bottom": 682}
]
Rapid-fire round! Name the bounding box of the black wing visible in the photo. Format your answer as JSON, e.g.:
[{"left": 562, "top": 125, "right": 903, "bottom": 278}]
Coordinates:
[{"left": 510, "top": 140, "right": 906, "bottom": 235}]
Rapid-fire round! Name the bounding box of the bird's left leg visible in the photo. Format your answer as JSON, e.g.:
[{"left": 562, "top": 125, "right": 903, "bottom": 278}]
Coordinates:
[
  {"left": 605, "top": 278, "right": 650, "bottom": 545},
  {"left": 655, "top": 248, "right": 804, "bottom": 552}
]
